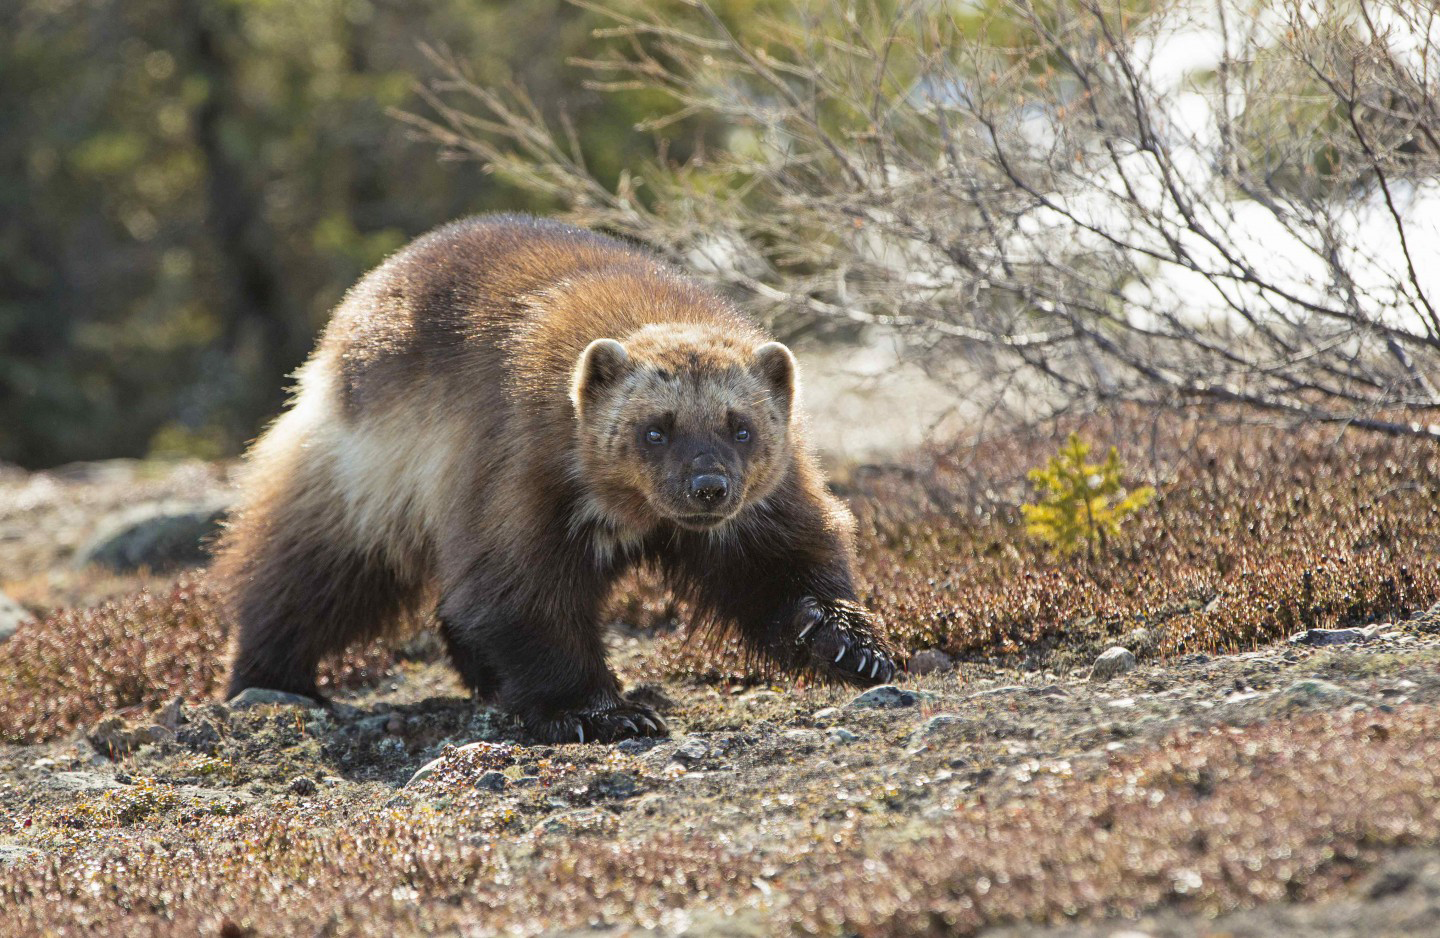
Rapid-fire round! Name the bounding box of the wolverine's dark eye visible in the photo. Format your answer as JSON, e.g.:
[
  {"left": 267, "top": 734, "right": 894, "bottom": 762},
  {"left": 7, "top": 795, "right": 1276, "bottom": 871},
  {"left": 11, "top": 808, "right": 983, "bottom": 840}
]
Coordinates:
[
  {"left": 734, "top": 427, "right": 751, "bottom": 443},
  {"left": 646, "top": 427, "right": 668, "bottom": 445}
]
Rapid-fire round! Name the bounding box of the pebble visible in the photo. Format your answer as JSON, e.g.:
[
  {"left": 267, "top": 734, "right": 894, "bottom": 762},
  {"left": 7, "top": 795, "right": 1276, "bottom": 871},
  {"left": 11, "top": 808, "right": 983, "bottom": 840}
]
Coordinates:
[
  {"left": 674, "top": 737, "right": 709, "bottom": 762},
  {"left": 1280, "top": 679, "right": 1356, "bottom": 705},
  {"left": 0, "top": 591, "right": 35, "bottom": 644},
  {"left": 811, "top": 707, "right": 842, "bottom": 723},
  {"left": 846, "top": 685, "right": 932, "bottom": 709},
  {"left": 907, "top": 714, "right": 966, "bottom": 752},
  {"left": 46, "top": 771, "right": 124, "bottom": 792},
  {"left": 737, "top": 690, "right": 783, "bottom": 708},
  {"left": 475, "top": 771, "right": 508, "bottom": 792},
  {"left": 0, "top": 845, "right": 40, "bottom": 865},
  {"left": 1089, "top": 646, "right": 1138, "bottom": 682},
  {"left": 1288, "top": 626, "right": 1381, "bottom": 647},
  {"left": 616, "top": 737, "right": 660, "bottom": 754},
  {"left": 405, "top": 756, "right": 446, "bottom": 789},
  {"left": 227, "top": 688, "right": 318, "bottom": 710},
  {"left": 907, "top": 649, "right": 954, "bottom": 675},
  {"left": 826, "top": 727, "right": 858, "bottom": 745},
  {"left": 780, "top": 728, "right": 823, "bottom": 749}
]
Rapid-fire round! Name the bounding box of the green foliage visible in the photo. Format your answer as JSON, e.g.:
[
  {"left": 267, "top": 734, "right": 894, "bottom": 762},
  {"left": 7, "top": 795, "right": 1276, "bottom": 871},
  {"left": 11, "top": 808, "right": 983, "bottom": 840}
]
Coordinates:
[
  {"left": 0, "top": 0, "right": 738, "bottom": 468},
  {"left": 1020, "top": 433, "right": 1155, "bottom": 556}
]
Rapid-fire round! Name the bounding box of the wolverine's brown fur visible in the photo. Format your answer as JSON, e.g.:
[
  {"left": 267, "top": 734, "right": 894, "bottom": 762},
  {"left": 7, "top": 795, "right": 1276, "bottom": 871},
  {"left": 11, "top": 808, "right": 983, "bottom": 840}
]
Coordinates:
[{"left": 216, "top": 214, "right": 896, "bottom": 743}]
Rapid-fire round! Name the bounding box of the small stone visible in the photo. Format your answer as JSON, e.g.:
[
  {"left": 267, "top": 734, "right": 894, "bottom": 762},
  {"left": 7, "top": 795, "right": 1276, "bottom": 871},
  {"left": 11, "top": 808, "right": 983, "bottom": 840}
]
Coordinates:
[
  {"left": 75, "top": 498, "right": 230, "bottom": 572},
  {"left": 533, "top": 808, "right": 612, "bottom": 836},
  {"left": 289, "top": 776, "right": 318, "bottom": 796},
  {"left": 154, "top": 697, "right": 184, "bottom": 730},
  {"left": 616, "top": 737, "right": 659, "bottom": 754},
  {"left": 847, "top": 685, "right": 932, "bottom": 709},
  {"left": 907, "top": 714, "right": 967, "bottom": 752},
  {"left": 404, "top": 756, "right": 446, "bottom": 789},
  {"left": 1089, "top": 646, "right": 1138, "bottom": 682},
  {"left": 737, "top": 690, "right": 783, "bottom": 708},
  {"left": 780, "top": 728, "right": 823, "bottom": 749},
  {"left": 1280, "top": 679, "right": 1355, "bottom": 705},
  {"left": 227, "top": 688, "right": 318, "bottom": 710},
  {"left": 319, "top": 776, "right": 345, "bottom": 787},
  {"left": 0, "top": 591, "right": 34, "bottom": 644},
  {"left": 0, "top": 845, "right": 40, "bottom": 866},
  {"left": 907, "top": 649, "right": 954, "bottom": 675},
  {"left": 826, "top": 727, "right": 858, "bottom": 745},
  {"left": 674, "top": 737, "right": 709, "bottom": 762},
  {"left": 591, "top": 771, "right": 640, "bottom": 799},
  {"left": 47, "top": 771, "right": 124, "bottom": 793},
  {"left": 1287, "top": 627, "right": 1381, "bottom": 647},
  {"left": 512, "top": 775, "right": 540, "bottom": 788},
  {"left": 811, "top": 707, "right": 842, "bottom": 724},
  {"left": 475, "top": 770, "right": 508, "bottom": 792}
]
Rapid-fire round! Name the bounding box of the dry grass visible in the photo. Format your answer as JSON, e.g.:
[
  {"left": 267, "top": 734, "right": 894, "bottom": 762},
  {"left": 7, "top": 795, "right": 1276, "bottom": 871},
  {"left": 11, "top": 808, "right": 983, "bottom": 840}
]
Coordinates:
[
  {"left": 2, "top": 703, "right": 1436, "bottom": 936},
  {"left": 0, "top": 578, "right": 392, "bottom": 744}
]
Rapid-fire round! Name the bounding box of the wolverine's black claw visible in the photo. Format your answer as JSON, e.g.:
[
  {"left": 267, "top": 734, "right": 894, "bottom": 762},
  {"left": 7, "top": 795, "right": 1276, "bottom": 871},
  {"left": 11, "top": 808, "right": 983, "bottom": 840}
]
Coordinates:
[{"left": 530, "top": 701, "right": 670, "bottom": 745}]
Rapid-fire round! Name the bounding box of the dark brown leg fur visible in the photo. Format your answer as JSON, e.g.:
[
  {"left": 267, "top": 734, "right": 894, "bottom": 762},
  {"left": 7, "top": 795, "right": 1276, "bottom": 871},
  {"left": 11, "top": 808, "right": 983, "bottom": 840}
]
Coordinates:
[
  {"left": 219, "top": 496, "right": 425, "bottom": 701},
  {"left": 663, "top": 494, "right": 898, "bottom": 686},
  {"left": 438, "top": 570, "right": 667, "bottom": 744}
]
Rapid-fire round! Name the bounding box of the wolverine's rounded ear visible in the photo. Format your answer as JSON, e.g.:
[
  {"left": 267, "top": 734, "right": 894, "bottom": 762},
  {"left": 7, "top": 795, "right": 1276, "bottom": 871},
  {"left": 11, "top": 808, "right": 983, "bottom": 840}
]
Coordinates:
[
  {"left": 753, "top": 341, "right": 796, "bottom": 416},
  {"left": 571, "top": 338, "right": 629, "bottom": 415}
]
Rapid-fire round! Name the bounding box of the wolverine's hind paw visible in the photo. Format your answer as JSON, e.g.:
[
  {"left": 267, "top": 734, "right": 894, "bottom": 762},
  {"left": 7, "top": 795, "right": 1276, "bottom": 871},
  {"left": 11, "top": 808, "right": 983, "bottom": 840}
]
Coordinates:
[
  {"left": 529, "top": 702, "right": 670, "bottom": 745},
  {"left": 794, "top": 599, "right": 898, "bottom": 687}
]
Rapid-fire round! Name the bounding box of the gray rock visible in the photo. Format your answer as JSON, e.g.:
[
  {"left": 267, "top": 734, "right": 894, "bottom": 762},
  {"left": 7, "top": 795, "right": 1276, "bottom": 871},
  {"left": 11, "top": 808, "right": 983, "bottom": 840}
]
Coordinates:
[
  {"left": 75, "top": 497, "right": 229, "bottom": 572},
  {"left": 227, "top": 688, "right": 318, "bottom": 710},
  {"left": 0, "top": 844, "right": 40, "bottom": 866},
  {"left": 475, "top": 771, "right": 508, "bottom": 792},
  {"left": 907, "top": 649, "right": 955, "bottom": 675},
  {"left": 1280, "top": 678, "right": 1357, "bottom": 705},
  {"left": 405, "top": 756, "right": 446, "bottom": 789},
  {"left": 737, "top": 690, "right": 783, "bottom": 708},
  {"left": 674, "top": 737, "right": 710, "bottom": 762},
  {"left": 811, "top": 707, "right": 842, "bottom": 724},
  {"left": 0, "top": 591, "right": 34, "bottom": 644},
  {"left": 1288, "top": 626, "right": 1381, "bottom": 647},
  {"left": 907, "top": 714, "right": 968, "bottom": 752},
  {"left": 780, "top": 728, "right": 824, "bottom": 749},
  {"left": 826, "top": 727, "right": 859, "bottom": 745},
  {"left": 847, "top": 685, "right": 932, "bottom": 709},
  {"left": 1089, "top": 646, "right": 1138, "bottom": 682},
  {"left": 616, "top": 736, "right": 660, "bottom": 754},
  {"left": 47, "top": 771, "right": 125, "bottom": 793}
]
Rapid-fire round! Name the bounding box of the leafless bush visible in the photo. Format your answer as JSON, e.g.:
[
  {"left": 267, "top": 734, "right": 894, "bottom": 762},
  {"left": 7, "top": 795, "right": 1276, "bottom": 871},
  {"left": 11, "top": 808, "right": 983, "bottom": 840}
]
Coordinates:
[{"left": 403, "top": 0, "right": 1440, "bottom": 440}]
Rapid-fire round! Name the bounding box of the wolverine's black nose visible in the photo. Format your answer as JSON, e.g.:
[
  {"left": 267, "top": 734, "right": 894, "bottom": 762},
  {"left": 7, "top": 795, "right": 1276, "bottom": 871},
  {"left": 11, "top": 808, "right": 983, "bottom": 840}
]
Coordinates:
[{"left": 688, "top": 473, "right": 729, "bottom": 503}]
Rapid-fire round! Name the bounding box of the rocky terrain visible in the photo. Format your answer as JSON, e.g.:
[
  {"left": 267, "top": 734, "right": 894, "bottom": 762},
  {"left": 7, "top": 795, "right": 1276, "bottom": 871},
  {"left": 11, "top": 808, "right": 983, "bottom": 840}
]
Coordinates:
[{"left": 2, "top": 445, "right": 1439, "bottom": 936}]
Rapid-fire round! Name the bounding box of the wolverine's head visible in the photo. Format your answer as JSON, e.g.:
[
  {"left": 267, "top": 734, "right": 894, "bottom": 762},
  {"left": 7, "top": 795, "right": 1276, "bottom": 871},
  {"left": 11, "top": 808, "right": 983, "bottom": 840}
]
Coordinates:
[{"left": 569, "top": 324, "right": 797, "bottom": 532}]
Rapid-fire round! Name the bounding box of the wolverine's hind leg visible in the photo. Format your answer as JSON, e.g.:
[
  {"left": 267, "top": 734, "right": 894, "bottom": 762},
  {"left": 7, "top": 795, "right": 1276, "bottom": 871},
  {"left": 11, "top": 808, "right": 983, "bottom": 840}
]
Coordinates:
[{"left": 218, "top": 496, "right": 422, "bottom": 701}]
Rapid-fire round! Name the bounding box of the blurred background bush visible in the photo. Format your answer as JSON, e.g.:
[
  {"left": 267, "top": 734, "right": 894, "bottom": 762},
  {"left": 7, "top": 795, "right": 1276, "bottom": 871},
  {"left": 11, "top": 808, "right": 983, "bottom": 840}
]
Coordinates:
[{"left": 5, "top": 0, "right": 1437, "bottom": 469}]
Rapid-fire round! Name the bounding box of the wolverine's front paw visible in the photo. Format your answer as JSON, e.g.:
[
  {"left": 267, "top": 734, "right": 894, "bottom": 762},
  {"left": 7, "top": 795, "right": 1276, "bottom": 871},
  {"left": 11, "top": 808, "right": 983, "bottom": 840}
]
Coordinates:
[
  {"left": 794, "top": 598, "right": 898, "bottom": 686},
  {"left": 528, "top": 702, "right": 670, "bottom": 745}
]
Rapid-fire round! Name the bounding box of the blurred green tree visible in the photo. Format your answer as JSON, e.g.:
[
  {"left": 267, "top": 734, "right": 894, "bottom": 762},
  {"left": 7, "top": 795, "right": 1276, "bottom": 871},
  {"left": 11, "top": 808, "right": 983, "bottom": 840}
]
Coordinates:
[{"left": 0, "top": 0, "right": 693, "bottom": 467}]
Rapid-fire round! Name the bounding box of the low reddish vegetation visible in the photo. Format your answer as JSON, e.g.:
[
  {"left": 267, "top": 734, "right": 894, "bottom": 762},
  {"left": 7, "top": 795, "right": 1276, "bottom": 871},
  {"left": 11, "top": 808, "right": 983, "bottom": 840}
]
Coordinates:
[
  {"left": 661, "top": 412, "right": 1440, "bottom": 681},
  {"left": 0, "top": 578, "right": 392, "bottom": 744},
  {"left": 2, "top": 703, "right": 1436, "bottom": 936}
]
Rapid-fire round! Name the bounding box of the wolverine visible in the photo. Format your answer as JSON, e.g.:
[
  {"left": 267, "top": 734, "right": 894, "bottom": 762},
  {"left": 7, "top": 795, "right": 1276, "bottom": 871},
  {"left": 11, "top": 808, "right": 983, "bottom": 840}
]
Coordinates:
[{"left": 216, "top": 214, "right": 897, "bottom": 743}]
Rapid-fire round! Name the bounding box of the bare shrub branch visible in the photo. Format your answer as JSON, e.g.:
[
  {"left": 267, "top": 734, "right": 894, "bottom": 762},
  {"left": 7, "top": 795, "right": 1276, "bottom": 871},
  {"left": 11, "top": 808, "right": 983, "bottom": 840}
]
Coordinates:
[{"left": 404, "top": 0, "right": 1440, "bottom": 441}]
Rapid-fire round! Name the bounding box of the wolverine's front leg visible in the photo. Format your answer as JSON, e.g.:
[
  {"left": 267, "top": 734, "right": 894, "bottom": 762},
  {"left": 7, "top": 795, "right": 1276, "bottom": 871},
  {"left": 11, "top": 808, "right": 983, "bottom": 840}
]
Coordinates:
[
  {"left": 437, "top": 581, "right": 667, "bottom": 744},
  {"left": 672, "top": 536, "right": 900, "bottom": 687}
]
